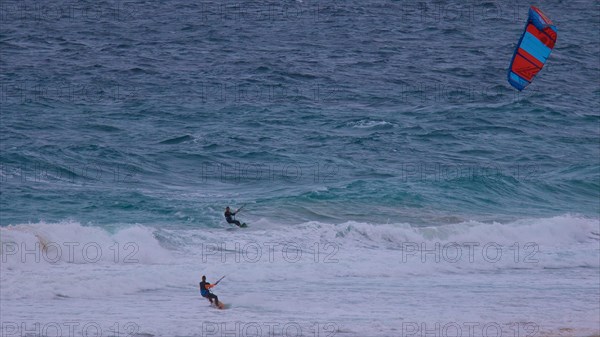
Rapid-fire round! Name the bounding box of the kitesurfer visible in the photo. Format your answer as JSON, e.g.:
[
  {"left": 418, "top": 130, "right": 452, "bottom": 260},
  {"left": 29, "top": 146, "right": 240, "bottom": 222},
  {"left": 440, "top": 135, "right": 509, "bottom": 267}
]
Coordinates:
[
  {"left": 224, "top": 206, "right": 244, "bottom": 227},
  {"left": 199, "top": 275, "right": 220, "bottom": 306}
]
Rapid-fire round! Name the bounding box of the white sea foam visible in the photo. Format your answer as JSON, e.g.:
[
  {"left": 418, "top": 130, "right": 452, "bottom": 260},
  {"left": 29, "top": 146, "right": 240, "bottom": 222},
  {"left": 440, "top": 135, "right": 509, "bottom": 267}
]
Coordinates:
[{"left": 1, "top": 215, "right": 598, "bottom": 336}]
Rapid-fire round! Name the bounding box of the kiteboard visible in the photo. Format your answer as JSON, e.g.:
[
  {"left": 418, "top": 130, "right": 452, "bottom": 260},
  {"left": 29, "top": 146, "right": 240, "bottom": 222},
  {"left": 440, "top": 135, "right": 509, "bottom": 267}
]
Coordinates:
[
  {"left": 208, "top": 299, "right": 227, "bottom": 310},
  {"left": 226, "top": 223, "right": 247, "bottom": 230}
]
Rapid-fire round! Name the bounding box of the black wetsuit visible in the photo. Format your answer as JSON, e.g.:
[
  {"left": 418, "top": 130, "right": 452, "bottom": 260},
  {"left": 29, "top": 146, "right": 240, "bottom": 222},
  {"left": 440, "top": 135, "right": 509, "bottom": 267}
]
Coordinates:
[
  {"left": 199, "top": 281, "right": 219, "bottom": 305},
  {"left": 224, "top": 210, "right": 242, "bottom": 227}
]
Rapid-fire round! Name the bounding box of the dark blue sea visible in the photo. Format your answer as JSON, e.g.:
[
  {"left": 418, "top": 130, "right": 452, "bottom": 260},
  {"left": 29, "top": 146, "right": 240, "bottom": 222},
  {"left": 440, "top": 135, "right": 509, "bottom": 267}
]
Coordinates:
[{"left": 1, "top": 1, "right": 599, "bottom": 336}]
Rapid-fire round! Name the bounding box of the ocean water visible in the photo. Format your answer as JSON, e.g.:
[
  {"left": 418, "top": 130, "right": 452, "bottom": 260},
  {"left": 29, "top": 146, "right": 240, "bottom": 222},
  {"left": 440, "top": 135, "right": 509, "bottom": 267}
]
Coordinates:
[{"left": 1, "top": 0, "right": 599, "bottom": 336}]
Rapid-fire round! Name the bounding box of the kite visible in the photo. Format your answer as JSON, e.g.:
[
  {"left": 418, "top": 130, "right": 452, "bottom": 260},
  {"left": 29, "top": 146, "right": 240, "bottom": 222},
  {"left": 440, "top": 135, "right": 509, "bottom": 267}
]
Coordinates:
[{"left": 508, "top": 6, "right": 557, "bottom": 90}]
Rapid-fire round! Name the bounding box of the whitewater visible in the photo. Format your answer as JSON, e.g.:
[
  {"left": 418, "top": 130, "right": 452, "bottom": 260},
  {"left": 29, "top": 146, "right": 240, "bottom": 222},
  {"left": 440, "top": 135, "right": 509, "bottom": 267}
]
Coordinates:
[{"left": 2, "top": 215, "right": 598, "bottom": 337}]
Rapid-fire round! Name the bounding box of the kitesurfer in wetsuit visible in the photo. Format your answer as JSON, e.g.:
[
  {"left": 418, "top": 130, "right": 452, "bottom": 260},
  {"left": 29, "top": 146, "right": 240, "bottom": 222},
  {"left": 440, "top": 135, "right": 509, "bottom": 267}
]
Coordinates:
[
  {"left": 199, "top": 275, "right": 219, "bottom": 306},
  {"left": 224, "top": 206, "right": 243, "bottom": 227}
]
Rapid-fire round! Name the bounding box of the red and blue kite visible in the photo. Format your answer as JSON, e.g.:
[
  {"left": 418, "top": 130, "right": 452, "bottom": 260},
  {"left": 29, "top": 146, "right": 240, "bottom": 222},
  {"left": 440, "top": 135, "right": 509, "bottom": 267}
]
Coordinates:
[{"left": 508, "top": 6, "right": 557, "bottom": 91}]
